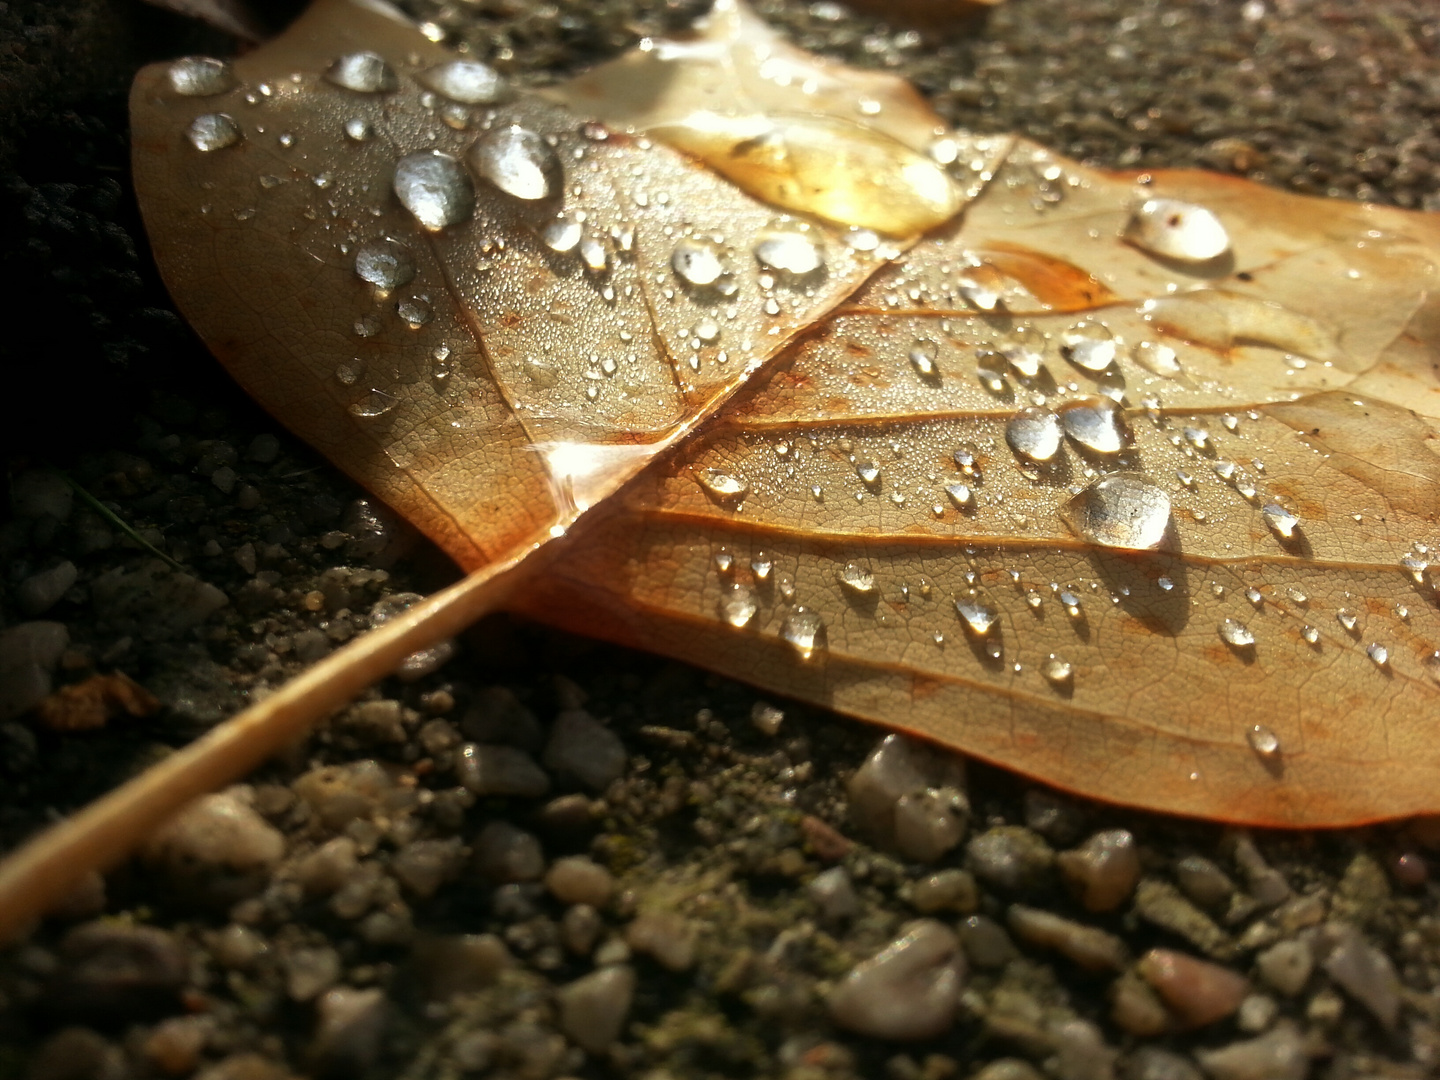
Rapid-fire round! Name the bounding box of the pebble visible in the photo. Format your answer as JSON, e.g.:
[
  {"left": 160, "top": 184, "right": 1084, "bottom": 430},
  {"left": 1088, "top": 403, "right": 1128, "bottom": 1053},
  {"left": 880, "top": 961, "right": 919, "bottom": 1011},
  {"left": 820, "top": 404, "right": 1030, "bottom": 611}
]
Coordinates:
[
  {"left": 1133, "top": 878, "right": 1234, "bottom": 959},
  {"left": 542, "top": 709, "right": 627, "bottom": 791},
  {"left": 1137, "top": 948, "right": 1250, "bottom": 1028},
  {"left": 967, "top": 827, "right": 1055, "bottom": 893},
  {"left": 456, "top": 742, "right": 551, "bottom": 798},
  {"left": 311, "top": 986, "right": 389, "bottom": 1072},
  {"left": 474, "top": 821, "right": 546, "bottom": 882},
  {"left": 461, "top": 685, "right": 544, "bottom": 751},
  {"left": 808, "top": 866, "right": 861, "bottom": 921},
  {"left": 410, "top": 933, "right": 513, "bottom": 1000},
  {"left": 1174, "top": 855, "right": 1237, "bottom": 910},
  {"left": 624, "top": 911, "right": 697, "bottom": 971},
  {"left": 25, "top": 1027, "right": 125, "bottom": 1080},
  {"left": 292, "top": 759, "right": 398, "bottom": 830},
  {"left": 827, "top": 920, "right": 966, "bottom": 1040},
  {"left": 1057, "top": 829, "right": 1140, "bottom": 912},
  {"left": 561, "top": 903, "right": 604, "bottom": 955},
  {"left": 974, "top": 1059, "right": 1045, "bottom": 1080},
  {"left": 1123, "top": 1047, "right": 1203, "bottom": 1080},
  {"left": 1230, "top": 834, "right": 1291, "bottom": 908},
  {"left": 750, "top": 700, "right": 785, "bottom": 735},
  {"left": 285, "top": 945, "right": 341, "bottom": 1001},
  {"left": 0, "top": 620, "right": 69, "bottom": 721},
  {"left": 50, "top": 921, "right": 189, "bottom": 1019},
  {"left": 847, "top": 734, "right": 969, "bottom": 862},
  {"left": 1023, "top": 789, "right": 1087, "bottom": 846},
  {"left": 556, "top": 964, "right": 636, "bottom": 1053},
  {"left": 194, "top": 1053, "right": 292, "bottom": 1080},
  {"left": 17, "top": 560, "right": 78, "bottom": 615},
  {"left": 545, "top": 856, "right": 615, "bottom": 907},
  {"left": 1050, "top": 1018, "right": 1118, "bottom": 1080},
  {"left": 1007, "top": 904, "right": 1129, "bottom": 972},
  {"left": 1255, "top": 939, "right": 1313, "bottom": 997},
  {"left": 1318, "top": 921, "right": 1400, "bottom": 1029},
  {"left": 1236, "top": 993, "right": 1278, "bottom": 1033},
  {"left": 391, "top": 837, "right": 466, "bottom": 898},
  {"left": 12, "top": 468, "right": 74, "bottom": 521},
  {"left": 1193, "top": 1022, "right": 1308, "bottom": 1080},
  {"left": 1110, "top": 972, "right": 1169, "bottom": 1037},
  {"left": 142, "top": 785, "right": 285, "bottom": 878},
  {"left": 959, "top": 914, "right": 1020, "bottom": 969},
  {"left": 911, "top": 868, "right": 979, "bottom": 914},
  {"left": 292, "top": 836, "right": 360, "bottom": 896},
  {"left": 143, "top": 1014, "right": 211, "bottom": 1075},
  {"left": 209, "top": 924, "right": 269, "bottom": 969}
]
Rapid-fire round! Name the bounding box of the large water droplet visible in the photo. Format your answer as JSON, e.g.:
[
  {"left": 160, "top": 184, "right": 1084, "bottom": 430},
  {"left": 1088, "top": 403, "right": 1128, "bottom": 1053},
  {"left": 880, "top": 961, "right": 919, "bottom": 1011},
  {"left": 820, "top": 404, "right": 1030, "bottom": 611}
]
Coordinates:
[
  {"left": 470, "top": 126, "right": 562, "bottom": 201},
  {"left": 955, "top": 593, "right": 997, "bottom": 637},
  {"left": 417, "top": 60, "right": 507, "bottom": 104},
  {"left": 1247, "top": 724, "right": 1279, "bottom": 757},
  {"left": 855, "top": 461, "right": 881, "bottom": 487},
  {"left": 353, "top": 238, "right": 416, "bottom": 289},
  {"left": 1132, "top": 340, "right": 1181, "bottom": 378},
  {"left": 671, "top": 238, "right": 728, "bottom": 287},
  {"left": 697, "top": 469, "right": 748, "bottom": 501},
  {"left": 1218, "top": 618, "right": 1254, "bottom": 649},
  {"left": 167, "top": 56, "right": 234, "bottom": 97},
  {"left": 397, "top": 296, "right": 432, "bottom": 328},
  {"left": 1261, "top": 503, "right": 1300, "bottom": 541},
  {"left": 344, "top": 117, "right": 374, "bottom": 142},
  {"left": 186, "top": 113, "right": 242, "bottom": 152},
  {"left": 1041, "top": 654, "right": 1073, "bottom": 687},
  {"left": 782, "top": 607, "right": 823, "bottom": 660},
  {"left": 946, "top": 482, "right": 973, "bottom": 510},
  {"left": 393, "top": 151, "right": 474, "bottom": 230},
  {"left": 324, "top": 52, "right": 398, "bottom": 94},
  {"left": 542, "top": 218, "right": 583, "bottom": 253},
  {"left": 1005, "top": 407, "right": 1062, "bottom": 463},
  {"left": 1125, "top": 198, "right": 1230, "bottom": 262},
  {"left": 754, "top": 229, "right": 823, "bottom": 276},
  {"left": 1059, "top": 399, "right": 1132, "bottom": 455},
  {"left": 1060, "top": 321, "right": 1117, "bottom": 372},
  {"left": 578, "top": 232, "right": 608, "bottom": 273},
  {"left": 1060, "top": 474, "right": 1172, "bottom": 550},
  {"left": 718, "top": 582, "right": 758, "bottom": 628},
  {"left": 837, "top": 563, "right": 875, "bottom": 595}
]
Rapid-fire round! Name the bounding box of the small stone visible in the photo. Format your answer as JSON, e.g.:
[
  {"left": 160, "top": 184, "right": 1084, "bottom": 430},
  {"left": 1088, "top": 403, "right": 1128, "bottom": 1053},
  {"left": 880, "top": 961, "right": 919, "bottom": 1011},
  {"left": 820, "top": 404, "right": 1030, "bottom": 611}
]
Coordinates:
[
  {"left": 557, "top": 965, "right": 636, "bottom": 1053},
  {"left": 292, "top": 836, "right": 360, "bottom": 897},
  {"left": 245, "top": 433, "right": 280, "bottom": 462},
  {"left": 474, "top": 821, "right": 545, "bottom": 882},
  {"left": 847, "top": 733, "right": 968, "bottom": 861},
  {"left": 194, "top": 1054, "right": 292, "bottom": 1080},
  {"left": 456, "top": 742, "right": 551, "bottom": 797},
  {"left": 461, "top": 686, "right": 543, "bottom": 751},
  {"left": 1317, "top": 921, "right": 1400, "bottom": 1029},
  {"left": 808, "top": 866, "right": 861, "bottom": 921},
  {"left": 0, "top": 621, "right": 69, "bottom": 721},
  {"left": 959, "top": 915, "right": 1019, "bottom": 969},
  {"left": 144, "top": 785, "right": 284, "bottom": 884},
  {"left": 1133, "top": 879, "right": 1234, "bottom": 959},
  {"left": 17, "top": 560, "right": 78, "bottom": 615},
  {"left": 625, "top": 911, "right": 697, "bottom": 971},
  {"left": 291, "top": 759, "right": 396, "bottom": 830},
  {"left": 543, "top": 709, "right": 627, "bottom": 791},
  {"left": 51, "top": 921, "right": 189, "bottom": 1019},
  {"left": 144, "top": 1015, "right": 210, "bottom": 1075},
  {"left": 1110, "top": 972, "right": 1169, "bottom": 1037},
  {"left": 1123, "top": 1047, "right": 1203, "bottom": 1080},
  {"left": 545, "top": 856, "right": 615, "bottom": 907},
  {"left": 392, "top": 837, "right": 466, "bottom": 898},
  {"left": 560, "top": 904, "right": 604, "bottom": 955},
  {"left": 209, "top": 924, "right": 269, "bottom": 969},
  {"left": 12, "top": 469, "right": 73, "bottom": 520},
  {"left": 1057, "top": 830, "right": 1140, "bottom": 912},
  {"left": 911, "top": 868, "right": 979, "bottom": 915},
  {"left": 285, "top": 946, "right": 341, "bottom": 1001},
  {"left": 410, "top": 933, "right": 513, "bottom": 1000},
  {"left": 312, "top": 986, "right": 389, "bottom": 1072},
  {"left": 1138, "top": 948, "right": 1250, "bottom": 1028},
  {"left": 1230, "top": 834, "right": 1291, "bottom": 908},
  {"left": 973, "top": 1061, "right": 1044, "bottom": 1080},
  {"left": 894, "top": 787, "right": 970, "bottom": 863},
  {"left": 1023, "top": 789, "right": 1086, "bottom": 846},
  {"left": 750, "top": 701, "right": 785, "bottom": 735},
  {"left": 1194, "top": 1022, "right": 1307, "bottom": 1080},
  {"left": 966, "top": 826, "right": 1055, "bottom": 893},
  {"left": 1236, "top": 993, "right": 1278, "bottom": 1033},
  {"left": 1174, "top": 855, "right": 1236, "bottom": 909},
  {"left": 827, "top": 920, "right": 966, "bottom": 1040},
  {"left": 1006, "top": 905, "right": 1129, "bottom": 971},
  {"left": 25, "top": 1028, "right": 125, "bottom": 1080},
  {"left": 1255, "top": 939, "right": 1312, "bottom": 997}
]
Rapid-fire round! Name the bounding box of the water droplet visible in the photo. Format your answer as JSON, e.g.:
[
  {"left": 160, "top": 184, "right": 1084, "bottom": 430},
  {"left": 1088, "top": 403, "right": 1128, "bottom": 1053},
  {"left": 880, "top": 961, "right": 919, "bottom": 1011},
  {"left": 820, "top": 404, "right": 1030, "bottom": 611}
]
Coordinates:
[
  {"left": 416, "top": 59, "right": 507, "bottom": 104},
  {"left": 393, "top": 151, "right": 474, "bottom": 230},
  {"left": 752, "top": 552, "right": 773, "bottom": 582},
  {"left": 349, "top": 389, "right": 397, "bottom": 418},
  {"left": 909, "top": 339, "right": 939, "bottom": 379},
  {"left": 671, "top": 238, "right": 728, "bottom": 287},
  {"left": 714, "top": 549, "right": 735, "bottom": 574},
  {"left": 470, "top": 125, "right": 562, "bottom": 201},
  {"left": 1423, "top": 651, "right": 1440, "bottom": 684},
  {"left": 344, "top": 117, "right": 373, "bottom": 142},
  {"left": 855, "top": 461, "right": 881, "bottom": 487},
  {"left": 955, "top": 593, "right": 997, "bottom": 637},
  {"left": 430, "top": 345, "right": 453, "bottom": 379},
  {"left": 695, "top": 318, "right": 721, "bottom": 343},
  {"left": 1218, "top": 618, "right": 1255, "bottom": 649},
  {"left": 353, "top": 238, "right": 416, "bottom": 289},
  {"left": 959, "top": 277, "right": 1000, "bottom": 312},
  {"left": 335, "top": 360, "right": 363, "bottom": 386},
  {"left": 1041, "top": 654, "right": 1073, "bottom": 687},
  {"left": 1002, "top": 325, "right": 1045, "bottom": 378},
  {"left": 837, "top": 563, "right": 875, "bottom": 595},
  {"left": 1157, "top": 575, "right": 1174, "bottom": 591},
  {"left": 542, "top": 218, "right": 583, "bottom": 253},
  {"left": 1060, "top": 473, "right": 1172, "bottom": 550},
  {"left": 396, "top": 296, "right": 432, "bottom": 328},
  {"left": 1059, "top": 590, "right": 1082, "bottom": 617},
  {"left": 578, "top": 231, "right": 608, "bottom": 273},
  {"left": 1125, "top": 198, "right": 1230, "bottom": 262},
  {"left": 697, "top": 469, "right": 748, "bottom": 501},
  {"left": 975, "top": 348, "right": 1008, "bottom": 394},
  {"left": 1302, "top": 625, "right": 1320, "bottom": 645},
  {"left": 1261, "top": 503, "right": 1300, "bottom": 541},
  {"left": 1132, "top": 340, "right": 1181, "bottom": 378},
  {"left": 1247, "top": 724, "right": 1280, "bottom": 757},
  {"left": 1245, "top": 587, "right": 1263, "bottom": 607},
  {"left": 754, "top": 229, "right": 823, "bottom": 276},
  {"left": 1185, "top": 427, "right": 1211, "bottom": 451},
  {"left": 1059, "top": 399, "right": 1133, "bottom": 455},
  {"left": 781, "top": 607, "right": 823, "bottom": 660},
  {"left": 186, "top": 113, "right": 242, "bottom": 151},
  {"left": 1336, "top": 609, "right": 1358, "bottom": 633},
  {"left": 718, "top": 582, "right": 757, "bottom": 628},
  {"left": 167, "top": 56, "right": 234, "bottom": 97},
  {"left": 1005, "top": 407, "right": 1062, "bottom": 463},
  {"left": 1060, "top": 321, "right": 1117, "bottom": 372},
  {"left": 946, "top": 482, "right": 973, "bottom": 510},
  {"left": 324, "top": 52, "right": 398, "bottom": 94},
  {"left": 953, "top": 447, "right": 981, "bottom": 478},
  {"left": 1400, "top": 555, "right": 1428, "bottom": 584}
]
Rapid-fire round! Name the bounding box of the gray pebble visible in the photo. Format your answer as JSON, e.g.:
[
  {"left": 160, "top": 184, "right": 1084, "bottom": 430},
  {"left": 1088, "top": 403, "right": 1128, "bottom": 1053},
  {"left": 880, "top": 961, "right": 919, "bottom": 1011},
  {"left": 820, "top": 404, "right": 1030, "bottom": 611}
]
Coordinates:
[
  {"left": 391, "top": 837, "right": 466, "bottom": 898},
  {"left": 545, "top": 856, "right": 615, "bottom": 907},
  {"left": 246, "top": 433, "right": 280, "bottom": 462},
  {"left": 967, "top": 826, "right": 1055, "bottom": 893},
  {"left": 12, "top": 469, "right": 73, "bottom": 521},
  {"left": 1023, "top": 789, "right": 1086, "bottom": 846},
  {"left": 461, "top": 685, "right": 544, "bottom": 752},
  {"left": 624, "top": 911, "right": 696, "bottom": 971},
  {"left": 1057, "top": 829, "right": 1140, "bottom": 913},
  {"left": 1255, "top": 939, "right": 1313, "bottom": 997},
  {"left": 457, "top": 742, "right": 551, "bottom": 798},
  {"left": 292, "top": 837, "right": 360, "bottom": 897},
  {"left": 1133, "top": 878, "right": 1234, "bottom": 959},
  {"left": 25, "top": 1027, "right": 125, "bottom": 1080},
  {"left": 1237, "top": 993, "right": 1278, "bottom": 1033},
  {"left": 1194, "top": 1022, "right": 1308, "bottom": 1080},
  {"left": 557, "top": 964, "right": 636, "bottom": 1053},
  {"left": 1230, "top": 834, "right": 1291, "bottom": 909},
  {"left": 1175, "top": 855, "right": 1237, "bottom": 910},
  {"left": 17, "top": 560, "right": 78, "bottom": 616},
  {"left": 543, "top": 709, "right": 627, "bottom": 792},
  {"left": 474, "top": 821, "right": 545, "bottom": 882},
  {"left": 1318, "top": 921, "right": 1400, "bottom": 1029},
  {"left": 142, "top": 786, "right": 286, "bottom": 880},
  {"left": 959, "top": 914, "right": 1020, "bottom": 969},
  {"left": 1050, "top": 1018, "right": 1118, "bottom": 1080},
  {"left": 410, "top": 933, "right": 513, "bottom": 1000},
  {"left": 847, "top": 734, "right": 969, "bottom": 862},
  {"left": 50, "top": 921, "right": 188, "bottom": 1019},
  {"left": 827, "top": 920, "right": 966, "bottom": 1040},
  {"left": 910, "top": 868, "right": 978, "bottom": 915},
  {"left": 1123, "top": 1047, "right": 1203, "bottom": 1080},
  {"left": 808, "top": 866, "right": 860, "bottom": 922},
  {"left": 1007, "top": 905, "right": 1129, "bottom": 972},
  {"left": 0, "top": 620, "right": 68, "bottom": 721},
  {"left": 973, "top": 1060, "right": 1045, "bottom": 1080},
  {"left": 561, "top": 904, "right": 604, "bottom": 955},
  {"left": 285, "top": 946, "right": 341, "bottom": 1001},
  {"left": 311, "top": 986, "right": 389, "bottom": 1072}
]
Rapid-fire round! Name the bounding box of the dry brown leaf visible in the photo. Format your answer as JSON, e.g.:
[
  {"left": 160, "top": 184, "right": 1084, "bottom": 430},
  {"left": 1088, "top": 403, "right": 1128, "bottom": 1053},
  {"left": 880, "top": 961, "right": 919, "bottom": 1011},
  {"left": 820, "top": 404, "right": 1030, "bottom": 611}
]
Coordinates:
[{"left": 35, "top": 672, "right": 161, "bottom": 732}]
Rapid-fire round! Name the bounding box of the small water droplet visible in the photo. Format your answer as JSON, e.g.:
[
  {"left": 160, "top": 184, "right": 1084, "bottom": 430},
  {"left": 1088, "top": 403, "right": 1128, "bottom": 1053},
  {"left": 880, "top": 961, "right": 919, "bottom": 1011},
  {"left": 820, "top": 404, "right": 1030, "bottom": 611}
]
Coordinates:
[
  {"left": 1060, "top": 398, "right": 1133, "bottom": 455},
  {"left": 1060, "top": 321, "right": 1117, "bottom": 371},
  {"left": 955, "top": 593, "right": 997, "bottom": 637},
  {"left": 695, "top": 318, "right": 721, "bottom": 343},
  {"left": 1247, "top": 723, "right": 1280, "bottom": 757},
  {"left": 396, "top": 296, "right": 432, "bottom": 328},
  {"left": 1005, "top": 407, "right": 1062, "bottom": 463},
  {"left": 671, "top": 238, "right": 728, "bottom": 287},
  {"left": 1125, "top": 197, "right": 1230, "bottom": 262},
  {"left": 1261, "top": 503, "right": 1300, "bottom": 541},
  {"left": 975, "top": 347, "right": 1008, "bottom": 394},
  {"left": 167, "top": 56, "right": 234, "bottom": 96},
  {"left": 353, "top": 237, "right": 415, "bottom": 289},
  {"left": 1132, "top": 340, "right": 1181, "bottom": 377},
  {"left": 752, "top": 552, "right": 773, "bottom": 582},
  {"left": 946, "top": 482, "right": 973, "bottom": 510},
  {"left": 578, "top": 231, "right": 608, "bottom": 273},
  {"left": 349, "top": 388, "right": 398, "bottom": 418},
  {"left": 1423, "top": 651, "right": 1440, "bottom": 684},
  {"left": 713, "top": 549, "right": 734, "bottom": 574},
  {"left": 855, "top": 461, "right": 881, "bottom": 487},
  {"left": 343, "top": 116, "right": 373, "bottom": 142},
  {"left": 781, "top": 607, "right": 823, "bottom": 660},
  {"left": 1218, "top": 618, "right": 1254, "bottom": 649},
  {"left": 837, "top": 562, "right": 875, "bottom": 595},
  {"left": 542, "top": 218, "right": 583, "bottom": 253},
  {"left": 324, "top": 52, "right": 398, "bottom": 94},
  {"left": 1041, "top": 654, "right": 1073, "bottom": 687},
  {"left": 754, "top": 228, "right": 823, "bottom": 276},
  {"left": 186, "top": 113, "right": 242, "bottom": 151},
  {"left": 430, "top": 345, "right": 452, "bottom": 379},
  {"left": 1244, "top": 587, "right": 1263, "bottom": 606},
  {"left": 697, "top": 469, "right": 748, "bottom": 501},
  {"left": 717, "top": 582, "right": 758, "bottom": 628},
  {"left": 1400, "top": 555, "right": 1428, "bottom": 584},
  {"left": 335, "top": 360, "right": 363, "bottom": 386},
  {"left": 1302, "top": 625, "right": 1319, "bottom": 645},
  {"left": 393, "top": 151, "right": 474, "bottom": 230},
  {"left": 1185, "top": 427, "right": 1212, "bottom": 451},
  {"left": 1060, "top": 473, "right": 1172, "bottom": 550},
  {"left": 909, "top": 339, "right": 939, "bottom": 379},
  {"left": 1367, "top": 642, "right": 1389, "bottom": 667},
  {"left": 416, "top": 59, "right": 507, "bottom": 104},
  {"left": 1337, "top": 608, "right": 1358, "bottom": 634},
  {"left": 470, "top": 125, "right": 562, "bottom": 201}
]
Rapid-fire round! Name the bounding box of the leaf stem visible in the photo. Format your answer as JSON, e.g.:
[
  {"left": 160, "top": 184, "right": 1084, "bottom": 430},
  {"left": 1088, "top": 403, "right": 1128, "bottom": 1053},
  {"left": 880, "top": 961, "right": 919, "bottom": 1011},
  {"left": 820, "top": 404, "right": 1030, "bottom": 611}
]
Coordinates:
[{"left": 60, "top": 471, "right": 186, "bottom": 572}]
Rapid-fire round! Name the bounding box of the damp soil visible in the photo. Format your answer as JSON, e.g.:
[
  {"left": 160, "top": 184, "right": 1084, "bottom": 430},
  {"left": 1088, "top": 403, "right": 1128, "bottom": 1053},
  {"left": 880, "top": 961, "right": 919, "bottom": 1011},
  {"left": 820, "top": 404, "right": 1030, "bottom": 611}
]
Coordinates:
[{"left": 3, "top": 1, "right": 1440, "bottom": 1079}]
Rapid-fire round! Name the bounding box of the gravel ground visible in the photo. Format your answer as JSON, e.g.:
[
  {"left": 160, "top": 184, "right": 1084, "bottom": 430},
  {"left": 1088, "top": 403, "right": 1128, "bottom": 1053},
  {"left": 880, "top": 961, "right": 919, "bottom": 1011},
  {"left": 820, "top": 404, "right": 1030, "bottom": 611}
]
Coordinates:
[{"left": 3, "top": 1, "right": 1440, "bottom": 1078}]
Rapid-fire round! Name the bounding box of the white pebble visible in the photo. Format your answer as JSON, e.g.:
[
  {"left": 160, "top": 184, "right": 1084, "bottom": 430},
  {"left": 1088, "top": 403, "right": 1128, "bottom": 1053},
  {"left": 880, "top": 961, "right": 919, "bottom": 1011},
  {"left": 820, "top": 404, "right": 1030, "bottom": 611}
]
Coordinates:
[{"left": 827, "top": 920, "right": 965, "bottom": 1040}]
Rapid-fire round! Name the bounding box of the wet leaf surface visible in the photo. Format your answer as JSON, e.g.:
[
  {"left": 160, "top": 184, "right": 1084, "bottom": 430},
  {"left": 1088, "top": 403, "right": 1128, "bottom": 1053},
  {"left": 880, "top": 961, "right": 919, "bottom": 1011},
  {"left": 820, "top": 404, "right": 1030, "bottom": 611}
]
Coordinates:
[{"left": 132, "top": 0, "right": 1440, "bottom": 827}]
